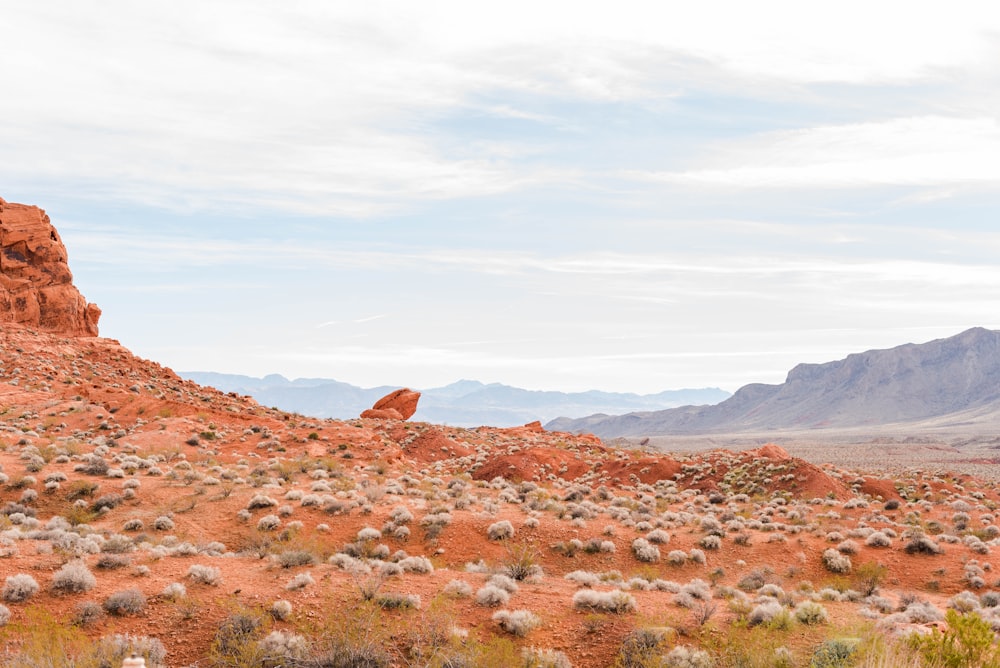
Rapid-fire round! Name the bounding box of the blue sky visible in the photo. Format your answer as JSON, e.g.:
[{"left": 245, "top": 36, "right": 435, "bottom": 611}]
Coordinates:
[{"left": 4, "top": 1, "right": 1000, "bottom": 393}]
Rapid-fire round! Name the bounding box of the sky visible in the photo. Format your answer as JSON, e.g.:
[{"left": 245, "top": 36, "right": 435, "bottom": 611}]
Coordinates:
[{"left": 3, "top": 1, "right": 1000, "bottom": 394}]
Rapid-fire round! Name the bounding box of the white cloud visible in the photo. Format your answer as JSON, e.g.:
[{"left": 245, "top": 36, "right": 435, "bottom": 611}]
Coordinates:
[
  {"left": 4, "top": 3, "right": 1000, "bottom": 214},
  {"left": 633, "top": 116, "right": 1000, "bottom": 189}
]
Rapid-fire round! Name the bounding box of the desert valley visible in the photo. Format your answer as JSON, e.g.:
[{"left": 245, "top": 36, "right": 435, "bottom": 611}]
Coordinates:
[{"left": 2, "top": 195, "right": 1000, "bottom": 668}]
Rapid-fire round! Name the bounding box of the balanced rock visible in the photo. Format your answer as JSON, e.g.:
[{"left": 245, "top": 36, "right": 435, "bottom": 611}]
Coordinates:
[
  {"left": 0, "top": 197, "right": 101, "bottom": 336},
  {"left": 360, "top": 407, "right": 404, "bottom": 420},
  {"left": 361, "top": 388, "right": 420, "bottom": 420}
]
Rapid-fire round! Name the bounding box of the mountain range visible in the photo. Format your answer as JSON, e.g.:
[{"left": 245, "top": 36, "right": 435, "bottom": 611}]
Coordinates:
[
  {"left": 179, "top": 372, "right": 731, "bottom": 428},
  {"left": 546, "top": 327, "right": 1000, "bottom": 438}
]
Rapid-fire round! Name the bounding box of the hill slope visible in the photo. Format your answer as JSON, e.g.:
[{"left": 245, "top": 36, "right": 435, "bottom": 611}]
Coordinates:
[{"left": 547, "top": 327, "right": 1000, "bottom": 438}]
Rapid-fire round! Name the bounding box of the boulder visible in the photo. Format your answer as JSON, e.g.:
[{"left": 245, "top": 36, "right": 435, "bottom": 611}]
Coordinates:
[
  {"left": 363, "top": 388, "right": 421, "bottom": 420},
  {"left": 360, "top": 407, "right": 404, "bottom": 420},
  {"left": 0, "top": 197, "right": 100, "bottom": 336}
]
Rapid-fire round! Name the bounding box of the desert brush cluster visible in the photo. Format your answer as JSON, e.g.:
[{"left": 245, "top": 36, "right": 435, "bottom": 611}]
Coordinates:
[{"left": 2, "top": 328, "right": 1000, "bottom": 666}]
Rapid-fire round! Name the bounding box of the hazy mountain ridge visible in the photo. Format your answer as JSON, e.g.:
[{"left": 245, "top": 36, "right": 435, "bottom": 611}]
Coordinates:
[
  {"left": 180, "top": 372, "right": 730, "bottom": 427},
  {"left": 546, "top": 327, "right": 1000, "bottom": 438}
]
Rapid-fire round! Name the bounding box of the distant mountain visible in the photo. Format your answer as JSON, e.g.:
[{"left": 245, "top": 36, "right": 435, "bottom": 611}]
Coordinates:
[
  {"left": 546, "top": 328, "right": 1000, "bottom": 438},
  {"left": 179, "top": 372, "right": 730, "bottom": 428}
]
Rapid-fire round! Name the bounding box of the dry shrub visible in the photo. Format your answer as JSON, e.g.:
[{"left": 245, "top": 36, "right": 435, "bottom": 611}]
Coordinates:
[
  {"left": 573, "top": 589, "right": 636, "bottom": 614},
  {"left": 51, "top": 560, "right": 96, "bottom": 594},
  {"left": 2, "top": 574, "right": 39, "bottom": 602},
  {"left": 493, "top": 609, "right": 541, "bottom": 637},
  {"left": 103, "top": 588, "right": 147, "bottom": 616}
]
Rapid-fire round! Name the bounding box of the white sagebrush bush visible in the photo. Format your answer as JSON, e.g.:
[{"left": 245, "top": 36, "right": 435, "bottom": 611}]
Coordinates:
[
  {"left": 757, "top": 583, "right": 784, "bottom": 598},
  {"left": 632, "top": 538, "right": 660, "bottom": 563},
  {"left": 949, "top": 590, "right": 981, "bottom": 612},
  {"left": 475, "top": 585, "right": 511, "bottom": 607},
  {"left": 357, "top": 527, "right": 381, "bottom": 542},
  {"left": 748, "top": 600, "right": 784, "bottom": 627},
  {"left": 487, "top": 520, "right": 515, "bottom": 541},
  {"left": 667, "top": 550, "right": 688, "bottom": 566},
  {"left": 487, "top": 574, "right": 519, "bottom": 594},
  {"left": 2, "top": 574, "right": 39, "bottom": 602},
  {"left": 865, "top": 531, "right": 892, "bottom": 547},
  {"left": 51, "top": 560, "right": 97, "bottom": 594},
  {"left": 521, "top": 647, "right": 572, "bottom": 668},
  {"left": 836, "top": 539, "right": 859, "bottom": 555},
  {"left": 444, "top": 579, "right": 473, "bottom": 597},
  {"left": 247, "top": 494, "right": 277, "bottom": 509},
  {"left": 794, "top": 601, "right": 828, "bottom": 625},
  {"left": 187, "top": 565, "right": 221, "bottom": 585},
  {"left": 122, "top": 518, "right": 144, "bottom": 532},
  {"left": 258, "top": 630, "right": 309, "bottom": 661},
  {"left": 663, "top": 645, "right": 714, "bottom": 668},
  {"left": 565, "top": 570, "right": 601, "bottom": 588},
  {"left": 390, "top": 506, "right": 414, "bottom": 524},
  {"left": 822, "top": 548, "right": 852, "bottom": 574},
  {"left": 698, "top": 534, "right": 722, "bottom": 550},
  {"left": 161, "top": 582, "right": 187, "bottom": 600},
  {"left": 679, "top": 578, "right": 712, "bottom": 601},
  {"left": 329, "top": 553, "right": 371, "bottom": 574},
  {"left": 646, "top": 529, "right": 671, "bottom": 544},
  {"left": 270, "top": 599, "right": 293, "bottom": 620},
  {"left": 900, "top": 600, "right": 944, "bottom": 623},
  {"left": 572, "top": 589, "right": 636, "bottom": 613},
  {"left": 493, "top": 609, "right": 542, "bottom": 636},
  {"left": 285, "top": 572, "right": 315, "bottom": 591},
  {"left": 399, "top": 556, "right": 434, "bottom": 574}
]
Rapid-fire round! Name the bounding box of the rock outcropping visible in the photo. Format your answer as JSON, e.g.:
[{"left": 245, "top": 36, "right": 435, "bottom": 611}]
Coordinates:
[
  {"left": 361, "top": 388, "right": 421, "bottom": 420},
  {"left": 0, "top": 197, "right": 100, "bottom": 336}
]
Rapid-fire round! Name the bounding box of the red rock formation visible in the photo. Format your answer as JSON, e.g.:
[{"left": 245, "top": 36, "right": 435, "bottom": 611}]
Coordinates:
[
  {"left": 755, "top": 443, "right": 791, "bottom": 460},
  {"left": 361, "top": 388, "right": 420, "bottom": 420},
  {"left": 360, "top": 407, "right": 404, "bottom": 420},
  {"left": 0, "top": 197, "right": 100, "bottom": 336}
]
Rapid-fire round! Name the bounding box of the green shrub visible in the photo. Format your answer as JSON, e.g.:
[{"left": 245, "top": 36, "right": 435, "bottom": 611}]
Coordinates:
[
  {"left": 614, "top": 627, "right": 673, "bottom": 668},
  {"left": 0, "top": 606, "right": 95, "bottom": 667},
  {"left": 307, "top": 601, "right": 392, "bottom": 668},
  {"left": 503, "top": 542, "right": 544, "bottom": 582},
  {"left": 854, "top": 561, "right": 887, "bottom": 596},
  {"left": 794, "top": 601, "right": 829, "bottom": 625},
  {"left": 811, "top": 638, "right": 859, "bottom": 668},
  {"left": 208, "top": 606, "right": 269, "bottom": 668},
  {"left": 907, "top": 609, "right": 1000, "bottom": 668}
]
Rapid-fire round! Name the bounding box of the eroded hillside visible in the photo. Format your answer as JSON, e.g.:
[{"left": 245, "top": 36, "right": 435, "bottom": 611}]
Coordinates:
[{"left": 2, "top": 325, "right": 1000, "bottom": 667}]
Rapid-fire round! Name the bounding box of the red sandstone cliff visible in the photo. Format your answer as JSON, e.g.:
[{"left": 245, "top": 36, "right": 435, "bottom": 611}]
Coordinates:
[{"left": 0, "top": 197, "right": 101, "bottom": 336}]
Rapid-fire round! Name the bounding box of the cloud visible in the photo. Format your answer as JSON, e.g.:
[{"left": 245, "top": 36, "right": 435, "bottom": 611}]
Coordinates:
[
  {"left": 4, "top": 3, "right": 1000, "bottom": 215},
  {"left": 632, "top": 116, "right": 1000, "bottom": 190}
]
